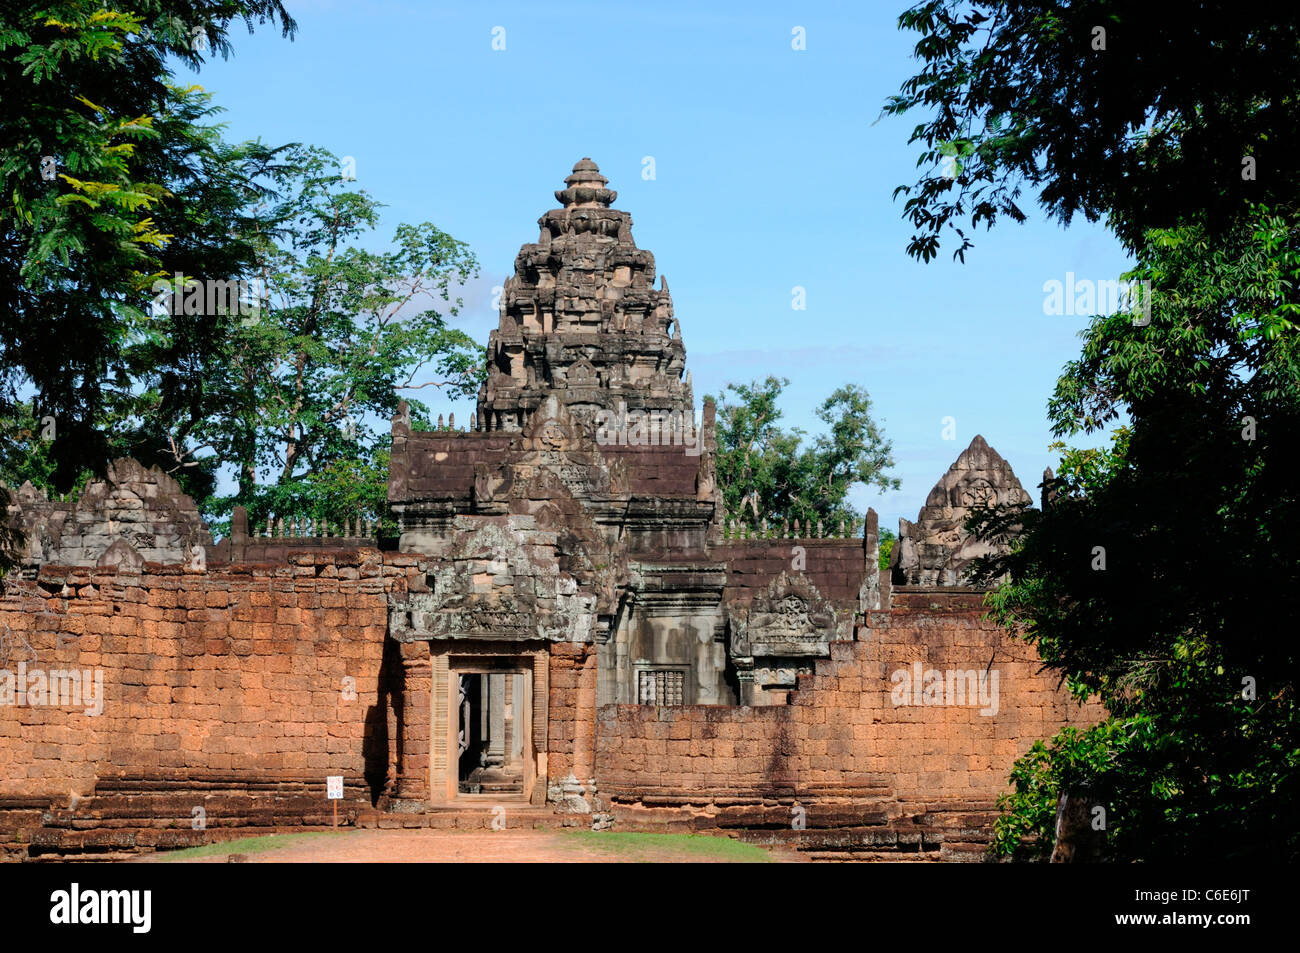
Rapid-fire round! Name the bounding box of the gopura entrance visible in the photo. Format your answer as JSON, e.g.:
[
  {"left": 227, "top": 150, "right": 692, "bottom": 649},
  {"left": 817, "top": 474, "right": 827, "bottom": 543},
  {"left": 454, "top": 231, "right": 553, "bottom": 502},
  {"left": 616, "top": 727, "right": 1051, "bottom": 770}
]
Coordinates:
[{"left": 426, "top": 645, "right": 549, "bottom": 805}]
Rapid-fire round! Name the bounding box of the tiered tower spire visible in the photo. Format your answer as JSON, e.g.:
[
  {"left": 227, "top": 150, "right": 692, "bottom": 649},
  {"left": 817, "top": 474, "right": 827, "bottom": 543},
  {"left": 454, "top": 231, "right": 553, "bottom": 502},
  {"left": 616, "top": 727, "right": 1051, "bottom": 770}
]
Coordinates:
[{"left": 476, "top": 158, "right": 693, "bottom": 432}]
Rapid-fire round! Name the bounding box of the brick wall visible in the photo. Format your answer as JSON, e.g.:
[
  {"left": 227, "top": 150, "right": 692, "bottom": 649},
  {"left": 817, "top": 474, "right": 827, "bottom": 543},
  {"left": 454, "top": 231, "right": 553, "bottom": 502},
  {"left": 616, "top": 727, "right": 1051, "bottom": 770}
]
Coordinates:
[
  {"left": 596, "top": 606, "right": 1104, "bottom": 802},
  {"left": 546, "top": 642, "right": 599, "bottom": 785},
  {"left": 716, "top": 538, "right": 868, "bottom": 608},
  {"left": 0, "top": 551, "right": 408, "bottom": 799},
  {"left": 2, "top": 553, "right": 1103, "bottom": 817}
]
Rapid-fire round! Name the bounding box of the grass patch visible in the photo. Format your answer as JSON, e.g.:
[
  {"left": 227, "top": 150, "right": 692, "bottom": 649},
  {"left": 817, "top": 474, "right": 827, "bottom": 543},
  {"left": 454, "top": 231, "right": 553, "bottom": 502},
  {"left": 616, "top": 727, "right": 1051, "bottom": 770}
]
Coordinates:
[
  {"left": 157, "top": 831, "right": 349, "bottom": 862},
  {"left": 561, "top": 830, "right": 773, "bottom": 863}
]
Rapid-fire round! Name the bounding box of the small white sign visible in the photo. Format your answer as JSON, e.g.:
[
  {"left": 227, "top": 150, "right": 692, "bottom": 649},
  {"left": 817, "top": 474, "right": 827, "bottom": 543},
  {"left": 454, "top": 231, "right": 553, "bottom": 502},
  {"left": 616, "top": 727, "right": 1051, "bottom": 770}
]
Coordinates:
[{"left": 326, "top": 775, "right": 343, "bottom": 800}]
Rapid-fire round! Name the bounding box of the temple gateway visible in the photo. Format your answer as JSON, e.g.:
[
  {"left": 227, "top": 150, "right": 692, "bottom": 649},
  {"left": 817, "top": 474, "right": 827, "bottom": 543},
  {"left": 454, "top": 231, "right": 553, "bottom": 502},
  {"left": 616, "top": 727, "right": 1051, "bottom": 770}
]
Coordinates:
[{"left": 0, "top": 160, "right": 1099, "bottom": 861}]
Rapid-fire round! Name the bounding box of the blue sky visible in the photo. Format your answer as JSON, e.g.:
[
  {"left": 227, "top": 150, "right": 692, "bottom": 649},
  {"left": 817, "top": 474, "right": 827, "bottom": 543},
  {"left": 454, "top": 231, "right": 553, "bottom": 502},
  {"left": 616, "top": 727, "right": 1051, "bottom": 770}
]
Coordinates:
[{"left": 196, "top": 0, "right": 1129, "bottom": 533}]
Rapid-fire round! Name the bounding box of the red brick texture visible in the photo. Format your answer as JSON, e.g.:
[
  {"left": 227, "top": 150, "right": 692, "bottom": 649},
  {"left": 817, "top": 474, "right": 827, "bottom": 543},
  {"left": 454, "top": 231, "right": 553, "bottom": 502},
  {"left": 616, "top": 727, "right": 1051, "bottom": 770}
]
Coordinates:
[
  {"left": 0, "top": 552, "right": 405, "bottom": 799},
  {"left": 2, "top": 555, "right": 1101, "bottom": 834},
  {"left": 546, "top": 642, "right": 599, "bottom": 782},
  {"left": 596, "top": 607, "right": 1104, "bottom": 802}
]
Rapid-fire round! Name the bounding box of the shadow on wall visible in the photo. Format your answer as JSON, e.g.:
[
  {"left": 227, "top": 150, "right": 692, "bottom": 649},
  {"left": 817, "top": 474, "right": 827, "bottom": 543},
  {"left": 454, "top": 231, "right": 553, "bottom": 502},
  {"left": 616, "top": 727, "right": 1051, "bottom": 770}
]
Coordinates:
[{"left": 363, "top": 636, "right": 403, "bottom": 806}]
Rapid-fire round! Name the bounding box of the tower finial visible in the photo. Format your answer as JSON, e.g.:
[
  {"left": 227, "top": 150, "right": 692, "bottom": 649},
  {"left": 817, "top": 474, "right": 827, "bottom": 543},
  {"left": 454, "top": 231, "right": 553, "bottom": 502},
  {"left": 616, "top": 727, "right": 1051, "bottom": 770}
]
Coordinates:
[{"left": 556, "top": 158, "right": 616, "bottom": 208}]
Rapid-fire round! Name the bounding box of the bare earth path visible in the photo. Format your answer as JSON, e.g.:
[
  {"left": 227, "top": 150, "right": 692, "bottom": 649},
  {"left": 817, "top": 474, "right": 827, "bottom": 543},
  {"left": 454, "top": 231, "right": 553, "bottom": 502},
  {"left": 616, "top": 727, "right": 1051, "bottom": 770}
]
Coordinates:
[{"left": 130, "top": 829, "right": 804, "bottom": 863}]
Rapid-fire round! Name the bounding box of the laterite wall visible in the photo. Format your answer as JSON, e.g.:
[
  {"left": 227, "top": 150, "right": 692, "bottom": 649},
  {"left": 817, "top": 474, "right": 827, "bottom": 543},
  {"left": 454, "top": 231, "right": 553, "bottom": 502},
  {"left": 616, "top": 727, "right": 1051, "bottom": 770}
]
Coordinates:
[
  {"left": 0, "top": 553, "right": 400, "bottom": 798},
  {"left": 595, "top": 603, "right": 1104, "bottom": 802}
]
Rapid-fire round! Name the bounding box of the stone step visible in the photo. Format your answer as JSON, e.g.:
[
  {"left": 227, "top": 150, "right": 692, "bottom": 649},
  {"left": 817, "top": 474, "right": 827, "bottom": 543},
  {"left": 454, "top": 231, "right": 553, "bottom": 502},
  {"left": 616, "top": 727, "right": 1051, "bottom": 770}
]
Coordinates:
[
  {"left": 24, "top": 824, "right": 344, "bottom": 860},
  {"left": 1, "top": 789, "right": 372, "bottom": 861},
  {"left": 27, "top": 851, "right": 142, "bottom": 864},
  {"left": 0, "top": 808, "right": 48, "bottom": 835},
  {"left": 0, "top": 796, "right": 55, "bottom": 809},
  {"left": 356, "top": 805, "right": 556, "bottom": 831},
  {"left": 618, "top": 785, "right": 896, "bottom": 805},
  {"left": 710, "top": 805, "right": 898, "bottom": 830},
  {"left": 40, "top": 793, "right": 365, "bottom": 830},
  {"left": 47, "top": 793, "right": 328, "bottom": 812},
  {"left": 43, "top": 810, "right": 362, "bottom": 831},
  {"left": 806, "top": 851, "right": 944, "bottom": 863},
  {"left": 93, "top": 776, "right": 370, "bottom": 797},
  {"left": 4, "top": 788, "right": 559, "bottom": 861}
]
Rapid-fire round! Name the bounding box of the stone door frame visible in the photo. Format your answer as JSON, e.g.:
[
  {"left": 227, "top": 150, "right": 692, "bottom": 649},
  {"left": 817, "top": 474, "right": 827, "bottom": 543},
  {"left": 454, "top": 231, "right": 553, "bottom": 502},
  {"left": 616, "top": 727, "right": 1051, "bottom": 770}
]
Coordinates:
[{"left": 427, "top": 642, "right": 550, "bottom": 806}]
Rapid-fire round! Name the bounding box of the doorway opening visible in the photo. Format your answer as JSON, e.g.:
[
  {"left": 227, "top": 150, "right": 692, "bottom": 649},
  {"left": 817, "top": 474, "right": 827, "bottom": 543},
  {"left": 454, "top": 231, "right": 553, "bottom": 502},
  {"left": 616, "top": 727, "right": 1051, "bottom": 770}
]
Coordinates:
[{"left": 456, "top": 671, "right": 529, "bottom": 796}]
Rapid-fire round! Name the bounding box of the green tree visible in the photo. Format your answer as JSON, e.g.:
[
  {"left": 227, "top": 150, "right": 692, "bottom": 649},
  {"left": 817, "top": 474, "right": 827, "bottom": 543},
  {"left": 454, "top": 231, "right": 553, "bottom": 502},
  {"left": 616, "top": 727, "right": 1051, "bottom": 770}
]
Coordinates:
[
  {"left": 184, "top": 144, "right": 483, "bottom": 531},
  {"left": 972, "top": 207, "right": 1300, "bottom": 861},
  {"left": 878, "top": 527, "right": 896, "bottom": 570},
  {"left": 884, "top": 2, "right": 1300, "bottom": 260},
  {"left": 891, "top": 1, "right": 1300, "bottom": 861},
  {"left": 0, "top": 1, "right": 295, "bottom": 488},
  {"left": 712, "top": 376, "right": 899, "bottom": 530}
]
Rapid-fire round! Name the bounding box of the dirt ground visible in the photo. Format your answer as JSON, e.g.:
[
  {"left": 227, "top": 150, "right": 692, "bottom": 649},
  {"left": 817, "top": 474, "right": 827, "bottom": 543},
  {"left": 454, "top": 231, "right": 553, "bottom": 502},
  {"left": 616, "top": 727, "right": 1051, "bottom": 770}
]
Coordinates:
[{"left": 130, "top": 829, "right": 805, "bottom": 863}]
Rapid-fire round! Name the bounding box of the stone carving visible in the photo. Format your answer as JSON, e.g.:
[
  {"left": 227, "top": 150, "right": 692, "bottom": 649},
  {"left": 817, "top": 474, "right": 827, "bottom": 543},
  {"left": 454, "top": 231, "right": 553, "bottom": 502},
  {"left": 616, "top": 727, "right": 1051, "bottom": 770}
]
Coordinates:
[
  {"left": 729, "top": 571, "right": 843, "bottom": 658},
  {"left": 3, "top": 458, "right": 213, "bottom": 570},
  {"left": 729, "top": 562, "right": 861, "bottom": 702},
  {"left": 726, "top": 572, "right": 844, "bottom": 701},
  {"left": 0, "top": 157, "right": 1072, "bottom": 831},
  {"left": 388, "top": 517, "right": 597, "bottom": 644},
  {"left": 960, "top": 478, "right": 996, "bottom": 509},
  {"left": 566, "top": 358, "right": 597, "bottom": 384},
  {"left": 521, "top": 394, "right": 580, "bottom": 453},
  {"left": 96, "top": 538, "right": 144, "bottom": 572},
  {"left": 892, "top": 435, "right": 1033, "bottom": 586},
  {"left": 386, "top": 161, "right": 882, "bottom": 714},
  {"left": 476, "top": 158, "right": 693, "bottom": 436},
  {"left": 390, "top": 160, "right": 1049, "bottom": 720}
]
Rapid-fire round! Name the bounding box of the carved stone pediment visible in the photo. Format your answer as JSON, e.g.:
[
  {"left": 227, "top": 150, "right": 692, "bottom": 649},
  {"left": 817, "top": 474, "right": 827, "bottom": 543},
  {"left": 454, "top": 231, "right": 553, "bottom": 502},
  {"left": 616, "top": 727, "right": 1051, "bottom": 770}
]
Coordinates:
[
  {"left": 501, "top": 396, "right": 631, "bottom": 507},
  {"left": 522, "top": 395, "right": 581, "bottom": 453},
  {"left": 895, "top": 435, "right": 1034, "bottom": 586},
  {"left": 727, "top": 571, "right": 840, "bottom": 658},
  {"left": 5, "top": 457, "right": 212, "bottom": 569},
  {"left": 387, "top": 518, "right": 598, "bottom": 644},
  {"left": 500, "top": 468, "right": 627, "bottom": 615}
]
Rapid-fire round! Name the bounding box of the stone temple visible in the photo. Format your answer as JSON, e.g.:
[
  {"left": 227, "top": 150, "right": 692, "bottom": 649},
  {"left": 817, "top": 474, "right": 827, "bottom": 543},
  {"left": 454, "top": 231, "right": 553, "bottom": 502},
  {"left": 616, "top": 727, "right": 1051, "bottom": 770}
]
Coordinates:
[{"left": 0, "top": 160, "right": 1099, "bottom": 861}]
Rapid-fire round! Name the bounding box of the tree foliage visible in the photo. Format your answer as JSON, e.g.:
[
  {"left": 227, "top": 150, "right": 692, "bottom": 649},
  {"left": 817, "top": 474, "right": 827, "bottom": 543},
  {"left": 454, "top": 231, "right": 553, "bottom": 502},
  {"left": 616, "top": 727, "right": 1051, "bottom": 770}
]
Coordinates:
[
  {"left": 1, "top": 5, "right": 484, "bottom": 551},
  {"left": 878, "top": 527, "right": 896, "bottom": 570},
  {"left": 712, "top": 376, "right": 899, "bottom": 528},
  {"left": 185, "top": 144, "right": 483, "bottom": 531},
  {"left": 885, "top": 1, "right": 1300, "bottom": 260},
  {"left": 0, "top": 0, "right": 295, "bottom": 487},
  {"left": 970, "top": 207, "right": 1300, "bottom": 861},
  {"left": 892, "top": 1, "right": 1300, "bottom": 861}
]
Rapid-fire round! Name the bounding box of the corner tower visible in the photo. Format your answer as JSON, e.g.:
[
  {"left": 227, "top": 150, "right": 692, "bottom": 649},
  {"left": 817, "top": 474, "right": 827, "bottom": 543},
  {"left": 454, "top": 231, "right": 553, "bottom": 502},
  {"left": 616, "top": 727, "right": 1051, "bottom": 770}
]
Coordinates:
[{"left": 476, "top": 158, "right": 694, "bottom": 432}]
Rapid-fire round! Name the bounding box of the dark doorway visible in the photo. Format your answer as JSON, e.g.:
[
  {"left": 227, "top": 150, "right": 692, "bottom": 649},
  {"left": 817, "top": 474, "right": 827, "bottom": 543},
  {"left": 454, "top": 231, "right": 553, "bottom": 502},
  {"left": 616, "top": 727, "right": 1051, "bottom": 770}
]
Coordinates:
[{"left": 456, "top": 672, "right": 526, "bottom": 795}]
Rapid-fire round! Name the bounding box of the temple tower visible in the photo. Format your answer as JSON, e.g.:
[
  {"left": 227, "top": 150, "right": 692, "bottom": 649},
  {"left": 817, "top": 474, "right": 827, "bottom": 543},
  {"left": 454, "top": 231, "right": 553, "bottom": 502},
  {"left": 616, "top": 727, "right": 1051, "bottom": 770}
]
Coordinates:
[
  {"left": 891, "top": 434, "right": 1033, "bottom": 586},
  {"left": 475, "top": 158, "right": 694, "bottom": 432}
]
